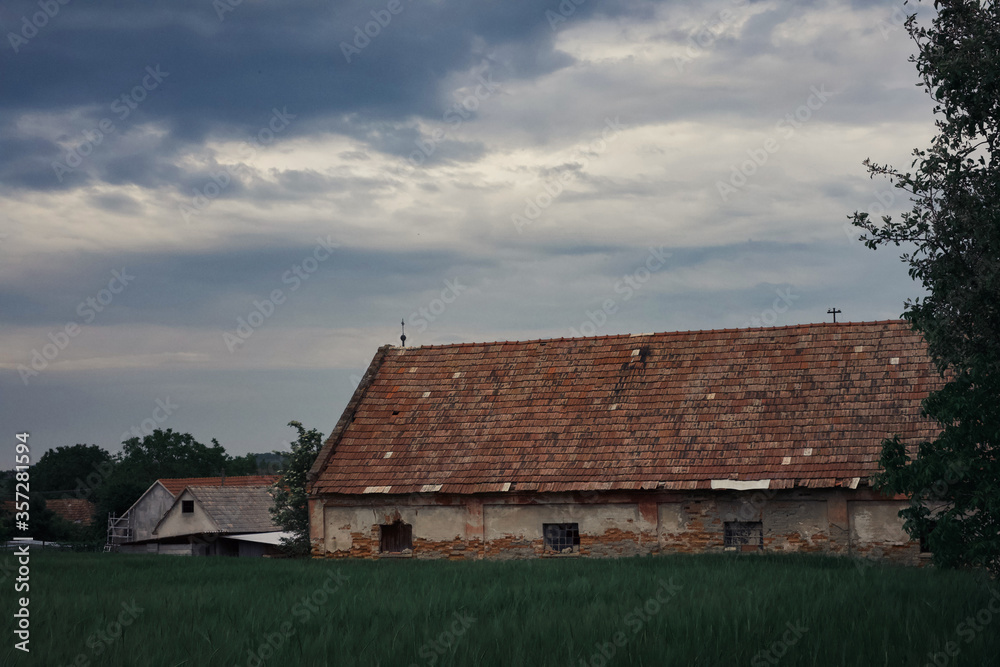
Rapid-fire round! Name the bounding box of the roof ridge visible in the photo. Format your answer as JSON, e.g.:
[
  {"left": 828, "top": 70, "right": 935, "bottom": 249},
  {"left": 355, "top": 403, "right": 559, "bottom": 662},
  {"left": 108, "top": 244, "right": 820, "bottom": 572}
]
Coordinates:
[
  {"left": 157, "top": 474, "right": 279, "bottom": 483},
  {"left": 397, "top": 319, "right": 910, "bottom": 351}
]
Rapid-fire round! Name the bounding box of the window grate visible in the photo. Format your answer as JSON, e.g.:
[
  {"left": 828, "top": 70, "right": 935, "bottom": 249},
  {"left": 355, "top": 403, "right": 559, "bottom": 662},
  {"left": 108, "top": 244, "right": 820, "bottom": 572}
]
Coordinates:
[
  {"left": 724, "top": 521, "right": 763, "bottom": 551},
  {"left": 543, "top": 523, "right": 580, "bottom": 554},
  {"left": 181, "top": 500, "right": 194, "bottom": 514}
]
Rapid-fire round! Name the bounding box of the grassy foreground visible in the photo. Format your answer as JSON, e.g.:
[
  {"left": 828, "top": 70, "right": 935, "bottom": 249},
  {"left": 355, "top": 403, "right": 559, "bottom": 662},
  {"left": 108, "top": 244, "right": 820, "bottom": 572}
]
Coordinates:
[{"left": 1, "top": 551, "right": 997, "bottom": 667}]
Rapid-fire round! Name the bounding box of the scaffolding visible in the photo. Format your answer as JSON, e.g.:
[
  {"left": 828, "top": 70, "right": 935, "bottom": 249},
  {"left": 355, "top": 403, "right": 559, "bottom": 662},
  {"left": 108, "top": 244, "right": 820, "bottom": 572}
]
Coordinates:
[{"left": 104, "top": 511, "right": 132, "bottom": 552}]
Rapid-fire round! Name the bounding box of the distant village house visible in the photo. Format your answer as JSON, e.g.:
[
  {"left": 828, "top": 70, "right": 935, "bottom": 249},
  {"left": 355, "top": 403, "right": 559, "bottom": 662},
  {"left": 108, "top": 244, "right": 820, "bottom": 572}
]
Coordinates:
[{"left": 108, "top": 475, "right": 288, "bottom": 556}]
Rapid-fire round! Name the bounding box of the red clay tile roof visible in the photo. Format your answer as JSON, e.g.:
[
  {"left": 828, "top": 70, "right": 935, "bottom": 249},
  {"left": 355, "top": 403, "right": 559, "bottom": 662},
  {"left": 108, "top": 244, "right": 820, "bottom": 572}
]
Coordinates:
[
  {"left": 45, "top": 499, "right": 96, "bottom": 524},
  {"left": 308, "top": 321, "right": 944, "bottom": 495},
  {"left": 2, "top": 499, "right": 95, "bottom": 524},
  {"left": 158, "top": 475, "right": 280, "bottom": 496}
]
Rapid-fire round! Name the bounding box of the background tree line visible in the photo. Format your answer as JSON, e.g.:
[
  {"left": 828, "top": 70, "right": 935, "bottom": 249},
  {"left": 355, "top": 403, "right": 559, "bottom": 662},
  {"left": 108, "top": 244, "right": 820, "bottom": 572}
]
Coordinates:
[{"left": 0, "top": 429, "right": 303, "bottom": 547}]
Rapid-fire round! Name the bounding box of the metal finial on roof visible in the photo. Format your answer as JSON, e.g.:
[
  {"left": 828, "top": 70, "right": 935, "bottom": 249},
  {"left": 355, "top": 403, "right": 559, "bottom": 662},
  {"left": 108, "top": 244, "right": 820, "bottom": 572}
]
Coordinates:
[
  {"left": 827, "top": 308, "right": 842, "bottom": 323},
  {"left": 400, "top": 318, "right": 407, "bottom": 347}
]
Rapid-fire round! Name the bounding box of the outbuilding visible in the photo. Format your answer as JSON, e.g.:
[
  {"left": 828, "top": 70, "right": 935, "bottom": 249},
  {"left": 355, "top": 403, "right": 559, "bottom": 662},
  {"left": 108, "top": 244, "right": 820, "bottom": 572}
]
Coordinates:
[{"left": 108, "top": 475, "right": 281, "bottom": 554}]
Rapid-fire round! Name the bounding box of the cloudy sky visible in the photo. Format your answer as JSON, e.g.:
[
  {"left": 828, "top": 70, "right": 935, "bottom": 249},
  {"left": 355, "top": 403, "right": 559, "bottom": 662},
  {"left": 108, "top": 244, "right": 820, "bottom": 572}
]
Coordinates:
[{"left": 1, "top": 0, "right": 934, "bottom": 458}]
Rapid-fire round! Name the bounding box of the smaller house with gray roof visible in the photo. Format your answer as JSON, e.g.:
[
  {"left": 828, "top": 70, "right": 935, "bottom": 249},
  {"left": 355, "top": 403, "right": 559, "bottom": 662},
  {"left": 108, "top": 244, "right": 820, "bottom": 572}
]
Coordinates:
[
  {"left": 152, "top": 485, "right": 290, "bottom": 557},
  {"left": 109, "top": 475, "right": 287, "bottom": 556}
]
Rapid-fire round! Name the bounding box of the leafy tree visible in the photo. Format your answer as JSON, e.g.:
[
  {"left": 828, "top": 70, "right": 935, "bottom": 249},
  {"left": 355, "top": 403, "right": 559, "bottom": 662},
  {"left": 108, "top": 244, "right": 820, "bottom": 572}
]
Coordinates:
[
  {"left": 0, "top": 469, "right": 12, "bottom": 501},
  {"left": 94, "top": 429, "right": 250, "bottom": 528},
  {"left": 269, "top": 421, "right": 324, "bottom": 557},
  {"left": 255, "top": 452, "right": 290, "bottom": 475},
  {"left": 226, "top": 452, "right": 261, "bottom": 476},
  {"left": 0, "top": 503, "right": 11, "bottom": 543},
  {"left": 850, "top": 0, "right": 1000, "bottom": 575},
  {"left": 0, "top": 495, "right": 76, "bottom": 543},
  {"left": 31, "top": 444, "right": 113, "bottom": 497}
]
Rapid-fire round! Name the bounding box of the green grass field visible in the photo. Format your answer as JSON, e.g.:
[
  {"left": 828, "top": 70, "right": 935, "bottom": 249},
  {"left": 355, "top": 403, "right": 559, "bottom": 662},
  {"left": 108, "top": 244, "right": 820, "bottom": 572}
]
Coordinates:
[{"left": 2, "top": 551, "right": 997, "bottom": 667}]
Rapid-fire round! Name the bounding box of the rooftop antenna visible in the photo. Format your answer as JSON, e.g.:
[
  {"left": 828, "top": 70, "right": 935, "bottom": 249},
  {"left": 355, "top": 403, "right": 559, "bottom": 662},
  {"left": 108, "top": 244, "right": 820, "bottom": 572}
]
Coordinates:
[
  {"left": 400, "top": 318, "right": 407, "bottom": 347},
  {"left": 827, "top": 307, "right": 842, "bottom": 324}
]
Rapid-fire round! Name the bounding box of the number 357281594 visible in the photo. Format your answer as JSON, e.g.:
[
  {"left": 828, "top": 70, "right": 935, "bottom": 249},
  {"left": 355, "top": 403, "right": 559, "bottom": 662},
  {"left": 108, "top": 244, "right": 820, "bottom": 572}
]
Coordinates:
[{"left": 14, "top": 433, "right": 30, "bottom": 524}]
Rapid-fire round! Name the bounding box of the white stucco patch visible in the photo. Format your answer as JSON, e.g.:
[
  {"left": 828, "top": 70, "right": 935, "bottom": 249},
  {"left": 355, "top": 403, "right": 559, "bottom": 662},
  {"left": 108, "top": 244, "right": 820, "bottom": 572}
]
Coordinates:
[
  {"left": 711, "top": 479, "right": 770, "bottom": 490},
  {"left": 849, "top": 502, "right": 910, "bottom": 545}
]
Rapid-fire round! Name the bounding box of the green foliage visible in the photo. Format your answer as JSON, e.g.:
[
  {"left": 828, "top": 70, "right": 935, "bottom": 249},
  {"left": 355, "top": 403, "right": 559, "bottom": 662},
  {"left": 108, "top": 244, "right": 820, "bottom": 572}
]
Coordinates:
[
  {"left": 225, "top": 452, "right": 261, "bottom": 477},
  {"left": 31, "top": 444, "right": 113, "bottom": 496},
  {"left": 0, "top": 501, "right": 10, "bottom": 543},
  {"left": 93, "top": 430, "right": 252, "bottom": 531},
  {"left": 269, "top": 421, "right": 324, "bottom": 556},
  {"left": 13, "top": 552, "right": 1000, "bottom": 666},
  {"left": 851, "top": 0, "right": 1000, "bottom": 575},
  {"left": 0, "top": 469, "right": 12, "bottom": 501},
  {"left": 254, "top": 451, "right": 290, "bottom": 475},
  {"left": 0, "top": 495, "right": 80, "bottom": 543}
]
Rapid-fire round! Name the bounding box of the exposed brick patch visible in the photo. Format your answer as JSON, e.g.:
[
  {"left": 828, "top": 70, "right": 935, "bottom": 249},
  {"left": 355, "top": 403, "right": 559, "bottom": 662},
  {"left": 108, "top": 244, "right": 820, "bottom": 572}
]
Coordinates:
[{"left": 582, "top": 527, "right": 650, "bottom": 558}]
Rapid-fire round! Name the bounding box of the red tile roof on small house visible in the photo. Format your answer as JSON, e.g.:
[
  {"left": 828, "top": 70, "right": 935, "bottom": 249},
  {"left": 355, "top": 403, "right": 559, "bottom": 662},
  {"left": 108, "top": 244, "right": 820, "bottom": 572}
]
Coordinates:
[
  {"left": 2, "top": 499, "right": 95, "bottom": 524},
  {"left": 45, "top": 498, "right": 96, "bottom": 524},
  {"left": 158, "top": 475, "right": 279, "bottom": 496},
  {"left": 308, "top": 320, "right": 944, "bottom": 495}
]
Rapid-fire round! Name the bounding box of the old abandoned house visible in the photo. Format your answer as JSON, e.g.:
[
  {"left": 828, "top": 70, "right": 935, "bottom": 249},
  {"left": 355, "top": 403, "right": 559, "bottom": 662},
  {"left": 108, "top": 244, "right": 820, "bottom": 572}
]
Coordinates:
[{"left": 306, "top": 320, "right": 942, "bottom": 562}]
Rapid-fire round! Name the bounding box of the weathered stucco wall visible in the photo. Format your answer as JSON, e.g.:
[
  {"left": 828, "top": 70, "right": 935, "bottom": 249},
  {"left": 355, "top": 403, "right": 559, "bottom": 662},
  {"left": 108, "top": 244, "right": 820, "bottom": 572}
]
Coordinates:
[
  {"left": 154, "top": 490, "right": 218, "bottom": 538},
  {"left": 310, "top": 489, "right": 921, "bottom": 564},
  {"left": 118, "top": 542, "right": 194, "bottom": 556},
  {"left": 323, "top": 504, "right": 468, "bottom": 558},
  {"left": 483, "top": 502, "right": 656, "bottom": 558},
  {"left": 130, "top": 483, "right": 176, "bottom": 542},
  {"left": 849, "top": 500, "right": 918, "bottom": 562}
]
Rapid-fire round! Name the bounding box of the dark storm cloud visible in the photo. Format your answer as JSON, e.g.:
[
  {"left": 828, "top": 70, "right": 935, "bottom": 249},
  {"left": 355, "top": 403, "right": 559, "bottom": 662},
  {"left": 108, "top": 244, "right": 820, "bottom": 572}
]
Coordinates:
[
  {"left": 0, "top": 0, "right": 651, "bottom": 191},
  {"left": 0, "top": 241, "right": 499, "bottom": 328},
  {"left": 0, "top": 130, "right": 87, "bottom": 190},
  {"left": 1, "top": 238, "right": 829, "bottom": 335}
]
